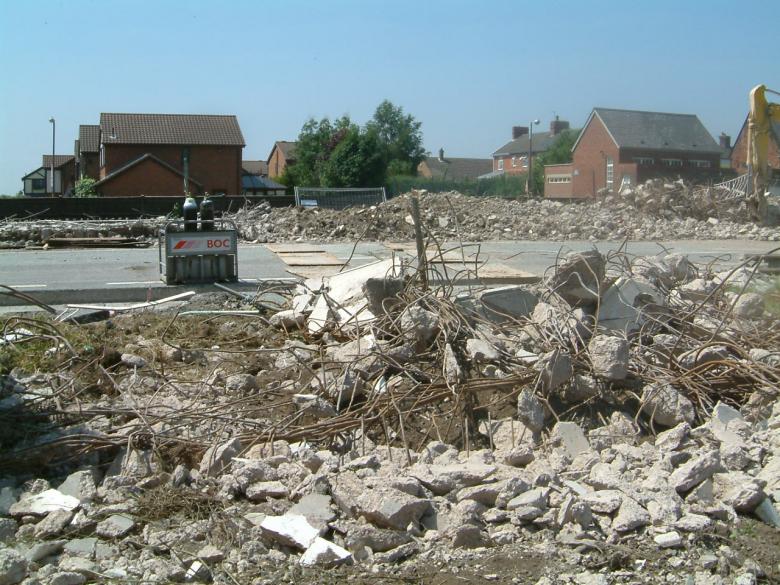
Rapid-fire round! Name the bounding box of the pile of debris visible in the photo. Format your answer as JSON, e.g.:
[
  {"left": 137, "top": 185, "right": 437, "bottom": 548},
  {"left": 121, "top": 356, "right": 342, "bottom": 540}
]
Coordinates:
[
  {"left": 0, "top": 219, "right": 161, "bottom": 249},
  {"left": 230, "top": 187, "right": 778, "bottom": 244},
  {"left": 4, "top": 181, "right": 778, "bottom": 249},
  {"left": 0, "top": 249, "right": 779, "bottom": 584}
]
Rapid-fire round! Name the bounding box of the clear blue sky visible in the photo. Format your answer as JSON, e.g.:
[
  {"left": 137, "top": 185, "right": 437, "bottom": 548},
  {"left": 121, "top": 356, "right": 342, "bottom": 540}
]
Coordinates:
[{"left": 1, "top": 0, "right": 777, "bottom": 194}]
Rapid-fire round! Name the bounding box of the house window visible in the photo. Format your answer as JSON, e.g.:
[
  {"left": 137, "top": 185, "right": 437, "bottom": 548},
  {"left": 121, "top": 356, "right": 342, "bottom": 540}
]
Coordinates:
[
  {"left": 606, "top": 157, "right": 614, "bottom": 190},
  {"left": 31, "top": 178, "right": 45, "bottom": 190},
  {"left": 661, "top": 158, "right": 683, "bottom": 167},
  {"left": 511, "top": 157, "right": 517, "bottom": 168},
  {"left": 633, "top": 157, "right": 654, "bottom": 165},
  {"left": 621, "top": 175, "right": 632, "bottom": 189},
  {"left": 497, "top": 159, "right": 504, "bottom": 171},
  {"left": 547, "top": 176, "right": 571, "bottom": 183},
  {"left": 690, "top": 160, "right": 711, "bottom": 168}
]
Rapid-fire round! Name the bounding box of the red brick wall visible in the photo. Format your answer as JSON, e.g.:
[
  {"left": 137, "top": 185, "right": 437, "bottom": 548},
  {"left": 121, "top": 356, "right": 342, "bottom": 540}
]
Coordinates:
[
  {"left": 544, "top": 163, "right": 574, "bottom": 198},
  {"left": 493, "top": 155, "right": 528, "bottom": 175},
  {"left": 268, "top": 146, "right": 290, "bottom": 178},
  {"left": 102, "top": 144, "right": 242, "bottom": 194},
  {"left": 730, "top": 121, "right": 780, "bottom": 173},
  {"left": 97, "top": 157, "right": 201, "bottom": 197},
  {"left": 571, "top": 116, "right": 620, "bottom": 197}
]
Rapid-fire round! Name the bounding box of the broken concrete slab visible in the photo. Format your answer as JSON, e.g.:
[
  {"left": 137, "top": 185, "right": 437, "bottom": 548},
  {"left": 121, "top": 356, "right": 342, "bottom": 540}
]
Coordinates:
[
  {"left": 535, "top": 349, "right": 573, "bottom": 393},
  {"left": 288, "top": 494, "right": 336, "bottom": 535},
  {"left": 95, "top": 514, "right": 135, "bottom": 539},
  {"left": 260, "top": 514, "right": 319, "bottom": 550},
  {"left": 588, "top": 335, "right": 629, "bottom": 380},
  {"left": 306, "top": 259, "right": 402, "bottom": 335},
  {"left": 516, "top": 388, "right": 545, "bottom": 433},
  {"left": 199, "top": 438, "right": 242, "bottom": 478},
  {"left": 641, "top": 383, "right": 695, "bottom": 427},
  {"left": 476, "top": 285, "right": 539, "bottom": 323},
  {"left": 612, "top": 497, "right": 651, "bottom": 532},
  {"left": 670, "top": 450, "right": 721, "bottom": 493},
  {"left": 300, "top": 537, "right": 352, "bottom": 567},
  {"left": 548, "top": 250, "right": 605, "bottom": 306},
  {"left": 551, "top": 422, "right": 591, "bottom": 459},
  {"left": 598, "top": 276, "right": 665, "bottom": 332},
  {"left": 8, "top": 489, "right": 80, "bottom": 517}
]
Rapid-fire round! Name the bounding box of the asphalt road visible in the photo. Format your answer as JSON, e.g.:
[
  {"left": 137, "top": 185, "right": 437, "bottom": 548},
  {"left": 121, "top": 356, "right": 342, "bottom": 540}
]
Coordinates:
[{"left": 1, "top": 239, "right": 775, "bottom": 306}]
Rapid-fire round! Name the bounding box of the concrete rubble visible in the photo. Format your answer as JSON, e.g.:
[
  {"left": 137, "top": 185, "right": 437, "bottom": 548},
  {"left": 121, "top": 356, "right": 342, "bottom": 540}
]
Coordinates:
[
  {"left": 0, "top": 244, "right": 779, "bottom": 584},
  {"left": 2, "top": 185, "right": 779, "bottom": 251}
]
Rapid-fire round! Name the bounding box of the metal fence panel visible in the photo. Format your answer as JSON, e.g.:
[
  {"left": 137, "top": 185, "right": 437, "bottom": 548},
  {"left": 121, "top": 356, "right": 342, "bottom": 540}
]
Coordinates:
[{"left": 294, "top": 187, "right": 386, "bottom": 210}]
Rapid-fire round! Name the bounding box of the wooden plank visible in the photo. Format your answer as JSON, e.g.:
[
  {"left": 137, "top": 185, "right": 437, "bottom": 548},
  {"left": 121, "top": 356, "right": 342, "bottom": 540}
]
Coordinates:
[
  {"left": 280, "top": 252, "right": 344, "bottom": 266},
  {"left": 429, "top": 262, "right": 540, "bottom": 285},
  {"left": 266, "top": 243, "right": 326, "bottom": 253}
]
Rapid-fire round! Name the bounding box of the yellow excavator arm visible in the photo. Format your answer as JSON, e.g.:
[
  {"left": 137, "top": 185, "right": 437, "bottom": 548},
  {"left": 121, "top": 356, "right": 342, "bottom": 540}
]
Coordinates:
[{"left": 747, "top": 84, "right": 780, "bottom": 222}]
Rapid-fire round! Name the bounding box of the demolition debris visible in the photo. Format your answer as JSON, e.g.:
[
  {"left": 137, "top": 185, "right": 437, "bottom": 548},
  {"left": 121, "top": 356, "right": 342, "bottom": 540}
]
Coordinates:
[
  {"left": 1, "top": 181, "right": 779, "bottom": 249},
  {"left": 1, "top": 243, "right": 779, "bottom": 584}
]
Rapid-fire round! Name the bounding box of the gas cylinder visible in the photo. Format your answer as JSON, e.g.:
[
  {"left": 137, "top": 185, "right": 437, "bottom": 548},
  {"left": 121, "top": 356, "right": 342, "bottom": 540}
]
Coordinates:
[
  {"left": 183, "top": 196, "right": 198, "bottom": 232},
  {"left": 200, "top": 197, "right": 214, "bottom": 231}
]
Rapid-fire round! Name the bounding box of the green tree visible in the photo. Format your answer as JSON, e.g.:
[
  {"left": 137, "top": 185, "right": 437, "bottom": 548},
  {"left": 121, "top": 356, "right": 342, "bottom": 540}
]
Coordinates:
[
  {"left": 366, "top": 100, "right": 426, "bottom": 176},
  {"left": 292, "top": 116, "right": 353, "bottom": 187},
  {"left": 530, "top": 129, "right": 579, "bottom": 195},
  {"left": 321, "top": 126, "right": 386, "bottom": 187},
  {"left": 74, "top": 177, "right": 98, "bottom": 197}
]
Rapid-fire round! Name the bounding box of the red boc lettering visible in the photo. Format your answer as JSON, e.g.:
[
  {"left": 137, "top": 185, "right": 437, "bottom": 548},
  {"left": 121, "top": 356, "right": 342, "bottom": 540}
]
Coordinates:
[{"left": 207, "top": 239, "right": 230, "bottom": 248}]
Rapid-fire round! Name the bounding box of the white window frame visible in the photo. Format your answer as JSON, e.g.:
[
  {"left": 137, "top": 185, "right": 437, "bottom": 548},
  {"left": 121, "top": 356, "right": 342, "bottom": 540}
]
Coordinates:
[
  {"left": 547, "top": 175, "right": 571, "bottom": 184},
  {"left": 511, "top": 156, "right": 517, "bottom": 168},
  {"left": 690, "top": 160, "right": 711, "bottom": 168},
  {"left": 606, "top": 157, "right": 614, "bottom": 190},
  {"left": 497, "top": 159, "right": 504, "bottom": 171},
  {"left": 661, "top": 158, "right": 683, "bottom": 168},
  {"left": 633, "top": 157, "right": 654, "bottom": 165}
]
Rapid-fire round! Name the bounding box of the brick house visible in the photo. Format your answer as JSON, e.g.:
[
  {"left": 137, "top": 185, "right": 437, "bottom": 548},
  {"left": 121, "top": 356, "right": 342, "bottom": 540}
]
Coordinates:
[
  {"left": 544, "top": 108, "right": 721, "bottom": 199},
  {"left": 491, "top": 118, "right": 571, "bottom": 176},
  {"left": 93, "top": 113, "right": 245, "bottom": 196},
  {"left": 22, "top": 155, "right": 76, "bottom": 196},
  {"left": 75, "top": 125, "right": 100, "bottom": 180},
  {"left": 417, "top": 149, "right": 493, "bottom": 180},
  {"left": 267, "top": 141, "right": 297, "bottom": 178},
  {"left": 730, "top": 117, "right": 780, "bottom": 194}
]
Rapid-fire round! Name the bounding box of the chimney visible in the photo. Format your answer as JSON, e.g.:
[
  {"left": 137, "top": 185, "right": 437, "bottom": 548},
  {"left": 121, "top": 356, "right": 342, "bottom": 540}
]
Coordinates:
[
  {"left": 438, "top": 148, "right": 445, "bottom": 162},
  {"left": 512, "top": 126, "right": 529, "bottom": 140},
  {"left": 549, "top": 116, "right": 570, "bottom": 136},
  {"left": 719, "top": 132, "right": 731, "bottom": 150}
]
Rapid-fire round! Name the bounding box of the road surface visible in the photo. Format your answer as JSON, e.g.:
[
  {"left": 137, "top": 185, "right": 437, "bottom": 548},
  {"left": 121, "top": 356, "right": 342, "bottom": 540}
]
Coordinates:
[{"left": 1, "top": 239, "right": 774, "bottom": 307}]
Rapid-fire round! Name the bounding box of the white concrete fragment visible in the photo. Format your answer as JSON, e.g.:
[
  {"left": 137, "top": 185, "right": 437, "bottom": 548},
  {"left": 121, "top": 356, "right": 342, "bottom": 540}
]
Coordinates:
[
  {"left": 654, "top": 531, "right": 683, "bottom": 548},
  {"left": 612, "top": 497, "right": 650, "bottom": 532},
  {"left": 299, "top": 537, "right": 352, "bottom": 567},
  {"left": 260, "top": 514, "right": 319, "bottom": 550},
  {"left": 588, "top": 335, "right": 629, "bottom": 380},
  {"left": 641, "top": 383, "right": 694, "bottom": 427},
  {"left": 598, "top": 276, "right": 664, "bottom": 332},
  {"left": 8, "top": 489, "right": 79, "bottom": 517},
  {"left": 670, "top": 451, "right": 721, "bottom": 492},
  {"left": 552, "top": 422, "right": 590, "bottom": 458}
]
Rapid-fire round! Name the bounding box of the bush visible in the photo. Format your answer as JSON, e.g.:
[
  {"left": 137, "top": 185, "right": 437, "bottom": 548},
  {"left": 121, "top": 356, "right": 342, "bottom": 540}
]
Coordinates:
[
  {"left": 385, "top": 174, "right": 531, "bottom": 199},
  {"left": 74, "top": 177, "right": 98, "bottom": 197}
]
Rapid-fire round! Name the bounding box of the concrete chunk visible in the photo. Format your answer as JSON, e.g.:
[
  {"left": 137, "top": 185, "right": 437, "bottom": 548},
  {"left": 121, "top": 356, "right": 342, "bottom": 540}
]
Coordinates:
[
  {"left": 199, "top": 437, "right": 241, "bottom": 477},
  {"left": 8, "top": 489, "right": 79, "bottom": 517},
  {"left": 670, "top": 450, "right": 721, "bottom": 492},
  {"left": 612, "top": 497, "right": 650, "bottom": 532},
  {"left": 588, "top": 336, "right": 629, "bottom": 380},
  {"left": 641, "top": 383, "right": 694, "bottom": 427},
  {"left": 552, "top": 422, "right": 590, "bottom": 458},
  {"left": 260, "top": 514, "right": 319, "bottom": 550},
  {"left": 300, "top": 537, "right": 352, "bottom": 567}
]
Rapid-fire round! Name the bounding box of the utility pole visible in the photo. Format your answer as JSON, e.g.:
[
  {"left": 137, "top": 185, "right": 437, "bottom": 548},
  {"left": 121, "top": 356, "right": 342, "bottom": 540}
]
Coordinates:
[
  {"left": 49, "top": 117, "right": 56, "bottom": 196},
  {"left": 526, "top": 119, "right": 539, "bottom": 196}
]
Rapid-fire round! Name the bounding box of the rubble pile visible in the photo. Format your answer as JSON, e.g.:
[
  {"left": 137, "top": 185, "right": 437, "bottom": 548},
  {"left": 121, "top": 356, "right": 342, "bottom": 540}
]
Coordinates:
[
  {"left": 3, "top": 181, "right": 777, "bottom": 249},
  {"left": 230, "top": 186, "right": 778, "bottom": 244},
  {"left": 1, "top": 250, "right": 779, "bottom": 584},
  {"left": 0, "top": 219, "right": 162, "bottom": 249}
]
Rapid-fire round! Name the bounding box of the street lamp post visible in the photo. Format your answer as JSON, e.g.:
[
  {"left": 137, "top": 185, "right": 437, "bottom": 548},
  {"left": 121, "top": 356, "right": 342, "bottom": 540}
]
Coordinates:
[
  {"left": 49, "top": 117, "right": 55, "bottom": 196},
  {"left": 526, "top": 119, "right": 540, "bottom": 196}
]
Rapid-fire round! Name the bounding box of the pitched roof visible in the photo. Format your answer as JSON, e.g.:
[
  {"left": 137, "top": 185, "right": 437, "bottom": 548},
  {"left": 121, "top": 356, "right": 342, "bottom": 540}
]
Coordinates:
[
  {"left": 492, "top": 131, "right": 562, "bottom": 157},
  {"left": 242, "top": 160, "right": 268, "bottom": 176},
  {"left": 583, "top": 108, "right": 720, "bottom": 153},
  {"left": 242, "top": 174, "right": 286, "bottom": 190},
  {"left": 79, "top": 124, "right": 100, "bottom": 153},
  {"left": 274, "top": 141, "right": 297, "bottom": 159},
  {"left": 99, "top": 113, "right": 245, "bottom": 146},
  {"left": 42, "top": 155, "right": 75, "bottom": 168},
  {"left": 93, "top": 153, "right": 203, "bottom": 188},
  {"left": 421, "top": 156, "right": 494, "bottom": 180}
]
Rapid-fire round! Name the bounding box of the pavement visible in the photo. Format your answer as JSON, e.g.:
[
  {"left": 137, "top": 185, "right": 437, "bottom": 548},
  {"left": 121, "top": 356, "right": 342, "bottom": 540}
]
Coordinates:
[{"left": 1, "top": 239, "right": 775, "bottom": 309}]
